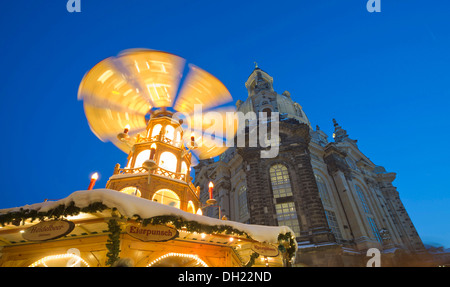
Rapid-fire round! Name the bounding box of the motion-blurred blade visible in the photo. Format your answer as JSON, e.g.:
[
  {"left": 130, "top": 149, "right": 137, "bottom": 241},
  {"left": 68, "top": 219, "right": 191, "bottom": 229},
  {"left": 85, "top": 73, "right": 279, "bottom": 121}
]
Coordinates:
[
  {"left": 173, "top": 64, "right": 232, "bottom": 114},
  {"left": 78, "top": 57, "right": 151, "bottom": 115},
  {"left": 83, "top": 103, "right": 147, "bottom": 144},
  {"left": 182, "top": 128, "right": 230, "bottom": 160},
  {"left": 192, "top": 144, "right": 229, "bottom": 160},
  {"left": 180, "top": 106, "right": 238, "bottom": 143},
  {"left": 117, "top": 50, "right": 186, "bottom": 108}
]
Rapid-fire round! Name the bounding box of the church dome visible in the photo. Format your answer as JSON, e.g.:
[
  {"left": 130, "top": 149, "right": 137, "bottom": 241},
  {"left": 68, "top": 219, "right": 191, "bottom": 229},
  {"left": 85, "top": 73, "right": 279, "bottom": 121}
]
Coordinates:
[
  {"left": 276, "top": 92, "right": 311, "bottom": 127},
  {"left": 237, "top": 66, "right": 311, "bottom": 128}
]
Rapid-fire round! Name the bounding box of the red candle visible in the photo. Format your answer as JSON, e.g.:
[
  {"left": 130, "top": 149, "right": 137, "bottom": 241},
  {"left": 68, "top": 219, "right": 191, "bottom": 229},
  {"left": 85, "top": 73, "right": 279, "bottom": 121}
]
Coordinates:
[
  {"left": 208, "top": 182, "right": 214, "bottom": 199},
  {"left": 150, "top": 144, "right": 156, "bottom": 160},
  {"left": 88, "top": 172, "right": 99, "bottom": 190},
  {"left": 190, "top": 133, "right": 195, "bottom": 147}
]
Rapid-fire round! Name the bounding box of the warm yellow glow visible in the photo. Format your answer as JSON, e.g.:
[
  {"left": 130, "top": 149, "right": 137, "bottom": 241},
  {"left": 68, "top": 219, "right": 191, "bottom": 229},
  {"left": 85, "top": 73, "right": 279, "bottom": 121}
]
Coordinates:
[
  {"left": 187, "top": 201, "right": 195, "bottom": 214},
  {"left": 152, "top": 189, "right": 180, "bottom": 209},
  {"left": 134, "top": 149, "right": 151, "bottom": 169},
  {"left": 78, "top": 49, "right": 237, "bottom": 159},
  {"left": 120, "top": 186, "right": 142, "bottom": 197},
  {"left": 174, "top": 64, "right": 232, "bottom": 114},
  {"left": 159, "top": 151, "right": 177, "bottom": 173},
  {"left": 181, "top": 161, "right": 188, "bottom": 175},
  {"left": 124, "top": 124, "right": 130, "bottom": 132},
  {"left": 200, "top": 233, "right": 206, "bottom": 238},
  {"left": 146, "top": 253, "right": 208, "bottom": 267},
  {"left": 126, "top": 156, "right": 133, "bottom": 169},
  {"left": 165, "top": 125, "right": 175, "bottom": 140},
  {"left": 150, "top": 124, "right": 162, "bottom": 138},
  {"left": 196, "top": 208, "right": 203, "bottom": 216},
  {"left": 91, "top": 172, "right": 99, "bottom": 180},
  {"left": 209, "top": 182, "right": 214, "bottom": 188},
  {"left": 29, "top": 254, "right": 90, "bottom": 267}
]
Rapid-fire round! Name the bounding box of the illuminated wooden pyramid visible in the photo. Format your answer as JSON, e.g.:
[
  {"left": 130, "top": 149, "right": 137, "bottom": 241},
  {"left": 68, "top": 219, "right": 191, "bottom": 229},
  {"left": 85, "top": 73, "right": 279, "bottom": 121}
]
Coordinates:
[{"left": 78, "top": 49, "right": 236, "bottom": 213}]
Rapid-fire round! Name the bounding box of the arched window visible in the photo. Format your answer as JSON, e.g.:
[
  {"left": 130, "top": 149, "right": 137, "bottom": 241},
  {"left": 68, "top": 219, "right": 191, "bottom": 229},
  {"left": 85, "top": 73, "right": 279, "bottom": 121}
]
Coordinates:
[
  {"left": 159, "top": 151, "right": 177, "bottom": 172},
  {"left": 269, "top": 164, "right": 300, "bottom": 237},
  {"left": 187, "top": 201, "right": 195, "bottom": 214},
  {"left": 238, "top": 185, "right": 249, "bottom": 219},
  {"left": 134, "top": 150, "right": 150, "bottom": 169},
  {"left": 355, "top": 185, "right": 371, "bottom": 214},
  {"left": 119, "top": 186, "right": 142, "bottom": 197},
  {"left": 164, "top": 125, "right": 175, "bottom": 141},
  {"left": 315, "top": 175, "right": 332, "bottom": 208},
  {"left": 262, "top": 107, "right": 272, "bottom": 118},
  {"left": 269, "top": 164, "right": 293, "bottom": 198},
  {"left": 152, "top": 189, "right": 180, "bottom": 209},
  {"left": 150, "top": 124, "right": 162, "bottom": 138}
]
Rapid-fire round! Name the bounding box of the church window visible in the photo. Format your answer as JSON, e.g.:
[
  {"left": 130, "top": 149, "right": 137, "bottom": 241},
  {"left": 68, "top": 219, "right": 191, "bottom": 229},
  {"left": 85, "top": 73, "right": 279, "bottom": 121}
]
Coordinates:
[
  {"left": 367, "top": 216, "right": 382, "bottom": 243},
  {"left": 355, "top": 185, "right": 371, "bottom": 214},
  {"left": 238, "top": 185, "right": 249, "bottom": 219},
  {"left": 315, "top": 175, "right": 332, "bottom": 208},
  {"left": 275, "top": 202, "right": 300, "bottom": 237},
  {"left": 269, "top": 164, "right": 293, "bottom": 198},
  {"left": 262, "top": 108, "right": 272, "bottom": 118},
  {"left": 324, "top": 210, "right": 343, "bottom": 243},
  {"left": 270, "top": 164, "right": 300, "bottom": 237},
  {"left": 152, "top": 189, "right": 180, "bottom": 209}
]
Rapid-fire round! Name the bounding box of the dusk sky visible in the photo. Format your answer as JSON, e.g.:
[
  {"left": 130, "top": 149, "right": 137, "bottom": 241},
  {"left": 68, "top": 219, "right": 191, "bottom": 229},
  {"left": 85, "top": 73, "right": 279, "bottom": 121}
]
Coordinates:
[{"left": 0, "top": 1, "right": 449, "bottom": 248}]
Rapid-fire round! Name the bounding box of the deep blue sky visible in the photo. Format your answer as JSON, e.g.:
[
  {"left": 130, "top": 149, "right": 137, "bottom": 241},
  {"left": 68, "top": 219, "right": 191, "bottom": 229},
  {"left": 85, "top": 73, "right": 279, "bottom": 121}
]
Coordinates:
[{"left": 0, "top": 1, "right": 449, "bottom": 248}]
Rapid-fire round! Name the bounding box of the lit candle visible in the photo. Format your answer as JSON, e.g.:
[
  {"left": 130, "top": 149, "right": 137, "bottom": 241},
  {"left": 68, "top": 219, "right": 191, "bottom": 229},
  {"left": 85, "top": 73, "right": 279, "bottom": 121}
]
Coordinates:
[
  {"left": 150, "top": 143, "right": 156, "bottom": 159},
  {"left": 190, "top": 133, "right": 195, "bottom": 147},
  {"left": 123, "top": 124, "right": 130, "bottom": 134},
  {"left": 88, "top": 172, "right": 99, "bottom": 190},
  {"left": 208, "top": 181, "right": 214, "bottom": 200}
]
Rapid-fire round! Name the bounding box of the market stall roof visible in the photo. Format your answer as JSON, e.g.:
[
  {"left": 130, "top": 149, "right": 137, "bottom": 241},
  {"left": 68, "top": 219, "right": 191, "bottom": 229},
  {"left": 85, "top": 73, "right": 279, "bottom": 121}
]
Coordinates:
[{"left": 0, "top": 189, "right": 297, "bottom": 252}]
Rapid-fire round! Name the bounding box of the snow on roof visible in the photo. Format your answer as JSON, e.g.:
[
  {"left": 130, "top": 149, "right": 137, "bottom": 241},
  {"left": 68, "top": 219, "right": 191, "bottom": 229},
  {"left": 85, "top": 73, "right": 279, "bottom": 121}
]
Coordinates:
[{"left": 0, "top": 189, "right": 296, "bottom": 246}]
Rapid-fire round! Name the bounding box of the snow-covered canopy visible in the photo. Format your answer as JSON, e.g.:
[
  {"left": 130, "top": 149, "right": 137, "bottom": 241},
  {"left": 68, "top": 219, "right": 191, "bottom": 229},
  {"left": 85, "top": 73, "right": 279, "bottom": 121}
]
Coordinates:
[{"left": 0, "top": 189, "right": 296, "bottom": 246}]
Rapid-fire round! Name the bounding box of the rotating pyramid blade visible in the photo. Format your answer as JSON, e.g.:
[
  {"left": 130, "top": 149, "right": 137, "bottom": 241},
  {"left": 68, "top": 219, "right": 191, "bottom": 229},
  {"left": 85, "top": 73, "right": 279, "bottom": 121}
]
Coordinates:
[
  {"left": 116, "top": 49, "right": 186, "bottom": 108},
  {"left": 173, "top": 64, "right": 232, "bottom": 114}
]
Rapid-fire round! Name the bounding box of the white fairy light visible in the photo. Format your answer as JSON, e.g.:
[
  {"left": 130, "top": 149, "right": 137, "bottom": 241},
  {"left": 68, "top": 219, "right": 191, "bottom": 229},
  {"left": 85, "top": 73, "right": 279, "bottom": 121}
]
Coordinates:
[
  {"left": 28, "top": 254, "right": 90, "bottom": 267},
  {"left": 146, "top": 253, "right": 208, "bottom": 267}
]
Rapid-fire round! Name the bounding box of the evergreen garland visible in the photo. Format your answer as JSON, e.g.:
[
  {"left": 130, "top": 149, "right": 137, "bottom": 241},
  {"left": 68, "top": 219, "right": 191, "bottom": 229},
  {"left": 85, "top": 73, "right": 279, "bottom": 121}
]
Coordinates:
[
  {"left": 278, "top": 232, "right": 297, "bottom": 265},
  {"left": 133, "top": 214, "right": 252, "bottom": 239},
  {"left": 0, "top": 201, "right": 108, "bottom": 227},
  {"left": 0, "top": 200, "right": 297, "bottom": 266},
  {"left": 105, "top": 219, "right": 121, "bottom": 266},
  {"left": 244, "top": 252, "right": 260, "bottom": 267}
]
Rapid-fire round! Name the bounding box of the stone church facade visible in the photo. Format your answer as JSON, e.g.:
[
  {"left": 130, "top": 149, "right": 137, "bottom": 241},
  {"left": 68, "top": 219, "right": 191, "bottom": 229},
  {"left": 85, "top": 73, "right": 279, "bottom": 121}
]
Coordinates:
[{"left": 194, "top": 66, "right": 426, "bottom": 266}]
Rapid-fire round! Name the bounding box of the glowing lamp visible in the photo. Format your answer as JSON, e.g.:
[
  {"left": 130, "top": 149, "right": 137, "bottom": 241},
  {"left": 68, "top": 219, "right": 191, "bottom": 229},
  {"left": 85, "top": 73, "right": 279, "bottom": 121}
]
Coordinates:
[{"left": 87, "top": 172, "right": 99, "bottom": 190}]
